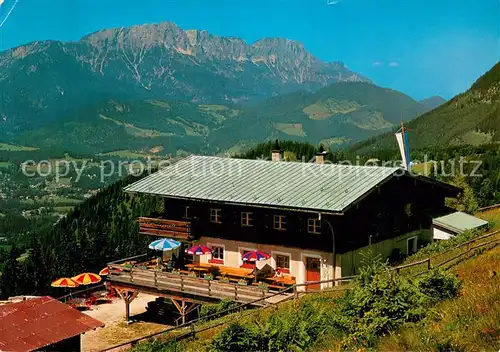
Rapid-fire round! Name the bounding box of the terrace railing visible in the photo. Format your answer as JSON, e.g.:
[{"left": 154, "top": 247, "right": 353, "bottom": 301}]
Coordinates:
[{"left": 108, "top": 264, "right": 269, "bottom": 304}]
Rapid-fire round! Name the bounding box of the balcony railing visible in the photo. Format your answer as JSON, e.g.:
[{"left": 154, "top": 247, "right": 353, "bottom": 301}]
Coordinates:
[{"left": 138, "top": 217, "right": 192, "bottom": 240}]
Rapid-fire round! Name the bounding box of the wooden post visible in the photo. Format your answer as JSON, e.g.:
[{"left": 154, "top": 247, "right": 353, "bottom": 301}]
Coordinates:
[
  {"left": 235, "top": 285, "right": 238, "bottom": 301},
  {"left": 427, "top": 258, "right": 431, "bottom": 270},
  {"left": 181, "top": 300, "right": 186, "bottom": 325},
  {"left": 116, "top": 288, "right": 139, "bottom": 323},
  {"left": 293, "top": 285, "right": 298, "bottom": 299},
  {"left": 171, "top": 298, "right": 198, "bottom": 326},
  {"left": 125, "top": 298, "right": 131, "bottom": 323}
]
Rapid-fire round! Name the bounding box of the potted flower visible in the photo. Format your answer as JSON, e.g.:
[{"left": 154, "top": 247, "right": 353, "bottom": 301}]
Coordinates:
[
  {"left": 188, "top": 271, "right": 197, "bottom": 278},
  {"left": 171, "top": 268, "right": 181, "bottom": 275},
  {"left": 258, "top": 282, "right": 269, "bottom": 292},
  {"left": 219, "top": 275, "right": 230, "bottom": 284},
  {"left": 204, "top": 273, "right": 214, "bottom": 281},
  {"left": 238, "top": 279, "right": 248, "bottom": 286}
]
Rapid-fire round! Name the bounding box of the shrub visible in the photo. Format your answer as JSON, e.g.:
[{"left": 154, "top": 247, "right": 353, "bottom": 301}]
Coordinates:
[
  {"left": 210, "top": 322, "right": 258, "bottom": 352},
  {"left": 259, "top": 301, "right": 329, "bottom": 351},
  {"left": 200, "top": 299, "right": 241, "bottom": 320},
  {"left": 417, "top": 270, "right": 462, "bottom": 302},
  {"left": 387, "top": 248, "right": 407, "bottom": 265},
  {"left": 333, "top": 250, "right": 429, "bottom": 348},
  {"left": 130, "top": 340, "right": 184, "bottom": 352}
]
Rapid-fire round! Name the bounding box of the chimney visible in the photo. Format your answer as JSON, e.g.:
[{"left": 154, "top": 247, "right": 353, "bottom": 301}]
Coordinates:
[
  {"left": 272, "top": 149, "right": 283, "bottom": 162},
  {"left": 315, "top": 144, "right": 328, "bottom": 164},
  {"left": 271, "top": 139, "right": 282, "bottom": 162}
]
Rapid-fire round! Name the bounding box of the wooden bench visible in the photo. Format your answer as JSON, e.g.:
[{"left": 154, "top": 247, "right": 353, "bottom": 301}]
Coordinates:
[{"left": 187, "top": 264, "right": 255, "bottom": 279}]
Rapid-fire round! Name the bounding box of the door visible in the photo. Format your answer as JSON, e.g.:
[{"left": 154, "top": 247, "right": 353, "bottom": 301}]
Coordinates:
[
  {"left": 306, "top": 257, "right": 321, "bottom": 291},
  {"left": 407, "top": 237, "right": 417, "bottom": 255}
]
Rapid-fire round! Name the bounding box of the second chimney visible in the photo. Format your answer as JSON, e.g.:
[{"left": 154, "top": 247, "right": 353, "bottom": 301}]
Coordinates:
[
  {"left": 272, "top": 149, "right": 283, "bottom": 162},
  {"left": 315, "top": 151, "right": 327, "bottom": 164}
]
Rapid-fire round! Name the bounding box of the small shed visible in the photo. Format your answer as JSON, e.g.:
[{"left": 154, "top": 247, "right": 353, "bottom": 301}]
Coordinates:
[
  {"left": 432, "top": 211, "right": 488, "bottom": 240},
  {"left": 0, "top": 296, "right": 104, "bottom": 352}
]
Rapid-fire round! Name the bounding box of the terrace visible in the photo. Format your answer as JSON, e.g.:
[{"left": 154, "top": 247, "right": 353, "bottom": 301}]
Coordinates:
[{"left": 106, "top": 254, "right": 295, "bottom": 309}]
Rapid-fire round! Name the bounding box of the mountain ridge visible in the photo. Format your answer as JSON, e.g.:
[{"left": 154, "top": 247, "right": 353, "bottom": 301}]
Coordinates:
[{"left": 0, "top": 21, "right": 370, "bottom": 138}]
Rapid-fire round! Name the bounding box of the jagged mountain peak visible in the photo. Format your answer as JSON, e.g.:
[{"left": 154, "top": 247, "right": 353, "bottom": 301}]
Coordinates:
[{"left": 0, "top": 20, "right": 372, "bottom": 137}]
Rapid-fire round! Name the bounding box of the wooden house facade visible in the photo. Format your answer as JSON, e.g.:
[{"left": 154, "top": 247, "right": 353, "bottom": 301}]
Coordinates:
[{"left": 123, "top": 152, "right": 460, "bottom": 289}]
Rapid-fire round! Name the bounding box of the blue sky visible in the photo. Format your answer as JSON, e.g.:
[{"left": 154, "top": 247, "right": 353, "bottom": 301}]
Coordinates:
[{"left": 0, "top": 0, "right": 499, "bottom": 100}]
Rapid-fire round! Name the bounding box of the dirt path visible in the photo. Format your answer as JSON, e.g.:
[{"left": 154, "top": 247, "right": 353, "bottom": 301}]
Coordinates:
[{"left": 82, "top": 293, "right": 170, "bottom": 352}]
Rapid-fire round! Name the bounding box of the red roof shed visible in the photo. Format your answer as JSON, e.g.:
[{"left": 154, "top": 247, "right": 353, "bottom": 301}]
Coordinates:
[{"left": 0, "top": 296, "right": 104, "bottom": 352}]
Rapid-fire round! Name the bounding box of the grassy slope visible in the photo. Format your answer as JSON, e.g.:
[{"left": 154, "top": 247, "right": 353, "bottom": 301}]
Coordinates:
[
  {"left": 128, "top": 228, "right": 499, "bottom": 351},
  {"left": 378, "top": 245, "right": 500, "bottom": 351},
  {"left": 209, "top": 82, "right": 431, "bottom": 151},
  {"left": 0, "top": 143, "right": 38, "bottom": 151}
]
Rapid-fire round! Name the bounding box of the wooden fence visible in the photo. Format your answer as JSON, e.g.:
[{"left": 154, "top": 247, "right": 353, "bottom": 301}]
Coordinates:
[
  {"left": 99, "top": 229, "right": 500, "bottom": 351},
  {"left": 477, "top": 203, "right": 500, "bottom": 212}
]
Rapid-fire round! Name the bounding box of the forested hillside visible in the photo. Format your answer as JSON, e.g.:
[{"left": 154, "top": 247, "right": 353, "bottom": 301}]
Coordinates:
[
  {"left": 350, "top": 61, "right": 500, "bottom": 154},
  {"left": 211, "top": 82, "right": 430, "bottom": 152},
  {"left": 0, "top": 174, "right": 162, "bottom": 298}
]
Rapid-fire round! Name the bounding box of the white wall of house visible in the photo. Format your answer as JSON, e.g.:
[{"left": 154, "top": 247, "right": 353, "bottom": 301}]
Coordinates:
[
  {"left": 196, "top": 236, "right": 341, "bottom": 291},
  {"left": 432, "top": 226, "right": 454, "bottom": 240}
]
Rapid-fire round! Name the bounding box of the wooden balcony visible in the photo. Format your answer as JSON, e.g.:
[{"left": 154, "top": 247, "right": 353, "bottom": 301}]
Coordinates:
[
  {"left": 107, "top": 263, "right": 273, "bottom": 305},
  {"left": 138, "top": 217, "right": 192, "bottom": 241}
]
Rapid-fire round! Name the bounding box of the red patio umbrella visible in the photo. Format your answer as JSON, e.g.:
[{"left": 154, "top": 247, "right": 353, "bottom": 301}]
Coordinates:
[
  {"left": 51, "top": 277, "right": 79, "bottom": 288},
  {"left": 242, "top": 250, "right": 271, "bottom": 263},
  {"left": 99, "top": 267, "right": 109, "bottom": 276},
  {"left": 72, "top": 273, "right": 102, "bottom": 285},
  {"left": 186, "top": 245, "right": 212, "bottom": 255}
]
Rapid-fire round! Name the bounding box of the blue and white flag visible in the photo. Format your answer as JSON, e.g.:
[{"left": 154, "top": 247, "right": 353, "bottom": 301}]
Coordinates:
[{"left": 395, "top": 131, "right": 411, "bottom": 170}]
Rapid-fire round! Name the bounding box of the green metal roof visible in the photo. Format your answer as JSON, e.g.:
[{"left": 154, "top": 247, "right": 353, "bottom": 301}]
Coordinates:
[
  {"left": 433, "top": 211, "right": 488, "bottom": 234},
  {"left": 125, "top": 155, "right": 401, "bottom": 213}
]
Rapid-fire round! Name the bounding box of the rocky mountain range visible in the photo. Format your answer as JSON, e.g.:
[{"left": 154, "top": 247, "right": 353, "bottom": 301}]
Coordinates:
[{"left": 0, "top": 21, "right": 368, "bottom": 137}]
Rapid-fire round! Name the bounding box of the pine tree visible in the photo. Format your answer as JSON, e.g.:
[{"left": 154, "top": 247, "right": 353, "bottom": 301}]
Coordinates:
[{"left": 0, "top": 246, "right": 22, "bottom": 299}]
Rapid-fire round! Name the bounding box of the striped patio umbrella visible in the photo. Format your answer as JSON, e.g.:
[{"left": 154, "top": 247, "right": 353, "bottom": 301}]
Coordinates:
[
  {"left": 72, "top": 272, "right": 102, "bottom": 285},
  {"left": 51, "top": 277, "right": 79, "bottom": 288},
  {"left": 186, "top": 245, "right": 212, "bottom": 255},
  {"left": 99, "top": 267, "right": 109, "bottom": 276},
  {"left": 242, "top": 250, "right": 271, "bottom": 263},
  {"left": 148, "top": 238, "right": 181, "bottom": 251}
]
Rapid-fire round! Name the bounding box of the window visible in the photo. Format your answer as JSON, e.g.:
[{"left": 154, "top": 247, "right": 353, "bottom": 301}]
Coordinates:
[
  {"left": 273, "top": 215, "right": 286, "bottom": 231},
  {"left": 212, "top": 246, "right": 224, "bottom": 260},
  {"left": 241, "top": 212, "right": 253, "bottom": 227},
  {"left": 183, "top": 206, "right": 191, "bottom": 219},
  {"left": 210, "top": 208, "right": 222, "bottom": 223},
  {"left": 308, "top": 218, "right": 321, "bottom": 234},
  {"left": 209, "top": 245, "right": 224, "bottom": 264},
  {"left": 275, "top": 254, "right": 290, "bottom": 272}
]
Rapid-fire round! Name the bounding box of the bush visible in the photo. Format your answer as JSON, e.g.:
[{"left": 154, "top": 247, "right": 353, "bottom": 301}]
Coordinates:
[
  {"left": 259, "top": 301, "right": 329, "bottom": 351},
  {"left": 130, "top": 340, "right": 184, "bottom": 352},
  {"left": 210, "top": 322, "right": 258, "bottom": 352},
  {"left": 417, "top": 270, "right": 462, "bottom": 302},
  {"left": 331, "top": 250, "right": 429, "bottom": 348},
  {"left": 387, "top": 248, "right": 407, "bottom": 265},
  {"left": 200, "top": 299, "right": 241, "bottom": 321}
]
